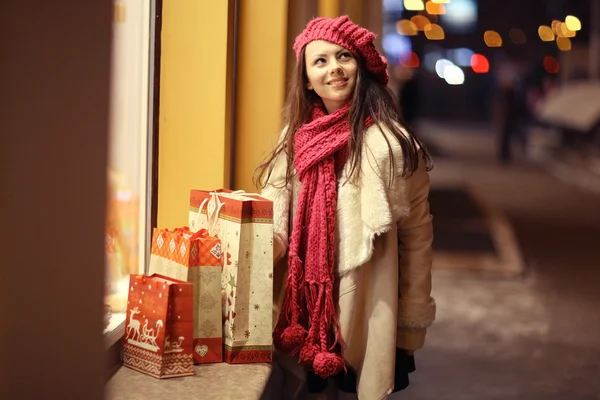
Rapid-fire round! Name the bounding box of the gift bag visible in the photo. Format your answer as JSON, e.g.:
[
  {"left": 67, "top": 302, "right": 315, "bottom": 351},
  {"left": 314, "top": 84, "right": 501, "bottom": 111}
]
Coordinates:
[
  {"left": 189, "top": 189, "right": 273, "bottom": 364},
  {"left": 122, "top": 274, "right": 194, "bottom": 379},
  {"left": 148, "top": 227, "right": 223, "bottom": 364}
]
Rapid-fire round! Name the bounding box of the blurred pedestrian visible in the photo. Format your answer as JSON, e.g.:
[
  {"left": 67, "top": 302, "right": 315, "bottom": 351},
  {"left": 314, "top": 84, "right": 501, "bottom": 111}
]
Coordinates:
[{"left": 496, "top": 59, "right": 529, "bottom": 164}]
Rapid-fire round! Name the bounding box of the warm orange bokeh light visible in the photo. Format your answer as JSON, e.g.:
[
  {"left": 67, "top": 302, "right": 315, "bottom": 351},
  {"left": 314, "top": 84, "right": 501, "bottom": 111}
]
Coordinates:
[
  {"left": 551, "top": 20, "right": 562, "bottom": 35},
  {"left": 426, "top": 1, "right": 446, "bottom": 15},
  {"left": 424, "top": 23, "right": 445, "bottom": 40},
  {"left": 484, "top": 30, "right": 502, "bottom": 47},
  {"left": 470, "top": 54, "right": 490, "bottom": 73},
  {"left": 538, "top": 25, "right": 555, "bottom": 41},
  {"left": 559, "top": 23, "right": 576, "bottom": 38},
  {"left": 543, "top": 56, "right": 560, "bottom": 74},
  {"left": 556, "top": 36, "right": 572, "bottom": 51},
  {"left": 411, "top": 15, "right": 431, "bottom": 31},
  {"left": 400, "top": 51, "right": 420, "bottom": 68},
  {"left": 397, "top": 19, "right": 418, "bottom": 36}
]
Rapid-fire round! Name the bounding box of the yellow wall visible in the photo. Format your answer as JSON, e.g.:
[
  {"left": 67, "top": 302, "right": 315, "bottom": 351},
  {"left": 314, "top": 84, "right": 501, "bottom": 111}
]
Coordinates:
[
  {"left": 342, "top": 0, "right": 363, "bottom": 24},
  {"left": 319, "top": 0, "right": 340, "bottom": 18},
  {"left": 233, "top": 1, "right": 288, "bottom": 192},
  {"left": 157, "top": 1, "right": 233, "bottom": 227}
]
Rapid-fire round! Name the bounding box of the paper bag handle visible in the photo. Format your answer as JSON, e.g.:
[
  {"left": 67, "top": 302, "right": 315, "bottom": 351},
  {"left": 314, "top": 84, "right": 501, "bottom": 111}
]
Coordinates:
[
  {"left": 193, "top": 190, "right": 263, "bottom": 236},
  {"left": 195, "top": 196, "right": 223, "bottom": 236}
]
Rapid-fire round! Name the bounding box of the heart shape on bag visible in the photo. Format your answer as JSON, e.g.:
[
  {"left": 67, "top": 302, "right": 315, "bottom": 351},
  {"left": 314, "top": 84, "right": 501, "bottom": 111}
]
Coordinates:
[
  {"left": 226, "top": 253, "right": 232, "bottom": 265},
  {"left": 195, "top": 344, "right": 208, "bottom": 357}
]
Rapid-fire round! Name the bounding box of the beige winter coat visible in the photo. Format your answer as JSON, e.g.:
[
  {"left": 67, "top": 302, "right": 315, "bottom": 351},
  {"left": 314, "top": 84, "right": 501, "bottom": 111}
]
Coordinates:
[{"left": 261, "top": 123, "right": 435, "bottom": 400}]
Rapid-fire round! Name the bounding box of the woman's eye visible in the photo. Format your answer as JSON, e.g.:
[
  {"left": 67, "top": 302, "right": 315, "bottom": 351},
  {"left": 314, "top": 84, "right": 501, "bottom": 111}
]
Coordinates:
[
  {"left": 315, "top": 58, "right": 326, "bottom": 64},
  {"left": 340, "top": 52, "right": 352, "bottom": 59}
]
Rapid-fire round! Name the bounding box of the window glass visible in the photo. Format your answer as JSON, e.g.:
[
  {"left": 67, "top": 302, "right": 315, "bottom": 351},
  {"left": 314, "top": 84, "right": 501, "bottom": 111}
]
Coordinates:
[{"left": 104, "top": 0, "right": 153, "bottom": 338}]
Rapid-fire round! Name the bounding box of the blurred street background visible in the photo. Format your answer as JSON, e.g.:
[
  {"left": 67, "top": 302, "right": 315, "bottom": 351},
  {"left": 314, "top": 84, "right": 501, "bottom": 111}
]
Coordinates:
[{"left": 380, "top": 0, "right": 600, "bottom": 398}]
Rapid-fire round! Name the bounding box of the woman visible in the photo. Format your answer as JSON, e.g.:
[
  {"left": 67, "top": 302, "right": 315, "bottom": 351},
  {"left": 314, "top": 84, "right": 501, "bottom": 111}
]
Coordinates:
[{"left": 256, "top": 16, "right": 435, "bottom": 399}]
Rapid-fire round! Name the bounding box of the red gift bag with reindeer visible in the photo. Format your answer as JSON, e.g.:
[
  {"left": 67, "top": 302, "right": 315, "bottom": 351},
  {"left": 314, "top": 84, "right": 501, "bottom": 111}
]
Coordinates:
[
  {"left": 148, "top": 227, "right": 223, "bottom": 364},
  {"left": 122, "top": 274, "right": 194, "bottom": 378},
  {"left": 189, "top": 189, "right": 273, "bottom": 364}
]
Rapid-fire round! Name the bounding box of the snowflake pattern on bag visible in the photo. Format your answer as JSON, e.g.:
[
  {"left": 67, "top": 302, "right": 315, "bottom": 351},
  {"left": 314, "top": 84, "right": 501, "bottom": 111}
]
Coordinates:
[
  {"left": 199, "top": 292, "right": 218, "bottom": 310},
  {"left": 199, "top": 319, "right": 218, "bottom": 337},
  {"left": 200, "top": 269, "right": 219, "bottom": 285}
]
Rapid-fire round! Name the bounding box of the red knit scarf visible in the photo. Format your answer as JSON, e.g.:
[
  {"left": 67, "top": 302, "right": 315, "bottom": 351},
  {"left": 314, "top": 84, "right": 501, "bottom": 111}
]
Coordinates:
[{"left": 274, "top": 103, "right": 351, "bottom": 378}]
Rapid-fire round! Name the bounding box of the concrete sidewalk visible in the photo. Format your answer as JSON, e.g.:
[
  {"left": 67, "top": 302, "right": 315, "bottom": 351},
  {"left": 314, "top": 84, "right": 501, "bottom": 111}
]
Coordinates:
[
  {"left": 422, "top": 122, "right": 525, "bottom": 278},
  {"left": 397, "top": 120, "right": 600, "bottom": 400}
]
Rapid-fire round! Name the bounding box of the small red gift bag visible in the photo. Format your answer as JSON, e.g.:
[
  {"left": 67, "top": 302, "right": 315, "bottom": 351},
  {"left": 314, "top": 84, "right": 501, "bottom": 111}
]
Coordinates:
[{"left": 122, "top": 274, "right": 194, "bottom": 378}]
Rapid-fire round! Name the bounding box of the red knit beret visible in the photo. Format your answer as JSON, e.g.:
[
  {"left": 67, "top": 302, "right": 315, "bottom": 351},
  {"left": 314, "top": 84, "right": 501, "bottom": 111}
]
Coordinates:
[{"left": 293, "top": 15, "right": 389, "bottom": 85}]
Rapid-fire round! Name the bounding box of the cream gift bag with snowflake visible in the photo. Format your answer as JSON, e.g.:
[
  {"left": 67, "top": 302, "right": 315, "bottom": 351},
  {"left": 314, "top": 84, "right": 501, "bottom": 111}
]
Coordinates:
[{"left": 189, "top": 189, "right": 273, "bottom": 364}]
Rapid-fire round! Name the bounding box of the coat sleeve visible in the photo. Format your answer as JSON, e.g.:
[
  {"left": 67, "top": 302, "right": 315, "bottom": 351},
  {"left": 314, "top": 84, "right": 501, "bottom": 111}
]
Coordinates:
[
  {"left": 259, "top": 130, "right": 292, "bottom": 264},
  {"left": 395, "top": 152, "right": 436, "bottom": 351}
]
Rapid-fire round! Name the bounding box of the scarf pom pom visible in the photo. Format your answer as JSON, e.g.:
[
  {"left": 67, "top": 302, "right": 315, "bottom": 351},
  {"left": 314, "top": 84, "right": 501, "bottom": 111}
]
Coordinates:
[
  {"left": 299, "top": 343, "right": 320, "bottom": 366},
  {"left": 313, "top": 351, "right": 345, "bottom": 378},
  {"left": 279, "top": 324, "right": 307, "bottom": 352}
]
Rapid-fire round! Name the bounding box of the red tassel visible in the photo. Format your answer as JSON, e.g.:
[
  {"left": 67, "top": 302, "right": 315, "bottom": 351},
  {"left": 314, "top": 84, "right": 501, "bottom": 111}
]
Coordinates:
[
  {"left": 299, "top": 342, "right": 320, "bottom": 366},
  {"left": 278, "top": 323, "right": 307, "bottom": 354},
  {"left": 313, "top": 351, "right": 345, "bottom": 378}
]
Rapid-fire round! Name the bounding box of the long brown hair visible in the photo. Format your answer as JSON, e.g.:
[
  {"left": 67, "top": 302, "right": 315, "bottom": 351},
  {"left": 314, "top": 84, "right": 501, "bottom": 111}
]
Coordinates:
[{"left": 254, "top": 47, "right": 432, "bottom": 188}]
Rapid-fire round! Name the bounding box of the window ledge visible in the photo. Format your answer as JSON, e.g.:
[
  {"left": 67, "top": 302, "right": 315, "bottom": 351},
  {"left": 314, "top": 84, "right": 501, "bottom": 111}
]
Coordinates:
[
  {"left": 104, "top": 312, "right": 126, "bottom": 349},
  {"left": 107, "top": 362, "right": 273, "bottom": 400}
]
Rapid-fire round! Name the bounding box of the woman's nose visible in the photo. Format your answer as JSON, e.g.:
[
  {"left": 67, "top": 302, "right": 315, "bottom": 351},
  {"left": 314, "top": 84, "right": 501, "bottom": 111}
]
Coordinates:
[{"left": 330, "top": 63, "right": 342, "bottom": 74}]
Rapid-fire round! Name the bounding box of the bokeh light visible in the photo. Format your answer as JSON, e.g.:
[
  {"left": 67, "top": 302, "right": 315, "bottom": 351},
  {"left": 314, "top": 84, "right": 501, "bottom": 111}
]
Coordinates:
[
  {"left": 426, "top": 1, "right": 446, "bottom": 15},
  {"left": 404, "top": 0, "right": 425, "bottom": 11},
  {"left": 400, "top": 51, "right": 420, "bottom": 68},
  {"left": 484, "top": 30, "right": 502, "bottom": 47},
  {"left": 443, "top": 0, "right": 478, "bottom": 32},
  {"left": 435, "top": 59, "right": 454, "bottom": 78},
  {"left": 447, "top": 48, "right": 475, "bottom": 67},
  {"left": 444, "top": 65, "right": 465, "bottom": 85},
  {"left": 559, "top": 23, "right": 576, "bottom": 38},
  {"left": 382, "top": 33, "right": 412, "bottom": 61},
  {"left": 556, "top": 36, "right": 572, "bottom": 51},
  {"left": 551, "top": 20, "right": 562, "bottom": 35},
  {"left": 383, "top": 0, "right": 405, "bottom": 13},
  {"left": 565, "top": 15, "right": 581, "bottom": 31},
  {"left": 543, "top": 56, "right": 560, "bottom": 74},
  {"left": 538, "top": 25, "right": 555, "bottom": 41},
  {"left": 424, "top": 23, "right": 445, "bottom": 40},
  {"left": 411, "top": 15, "right": 431, "bottom": 31},
  {"left": 397, "top": 19, "right": 418, "bottom": 36},
  {"left": 470, "top": 54, "right": 490, "bottom": 73}
]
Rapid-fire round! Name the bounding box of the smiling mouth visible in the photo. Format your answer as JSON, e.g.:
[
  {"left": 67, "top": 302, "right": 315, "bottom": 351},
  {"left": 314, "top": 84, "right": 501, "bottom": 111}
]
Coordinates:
[{"left": 327, "top": 78, "right": 348, "bottom": 86}]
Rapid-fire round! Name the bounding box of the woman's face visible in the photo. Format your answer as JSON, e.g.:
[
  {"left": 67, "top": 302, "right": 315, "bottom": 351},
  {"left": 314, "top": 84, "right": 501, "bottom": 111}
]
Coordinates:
[{"left": 304, "top": 40, "right": 358, "bottom": 114}]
